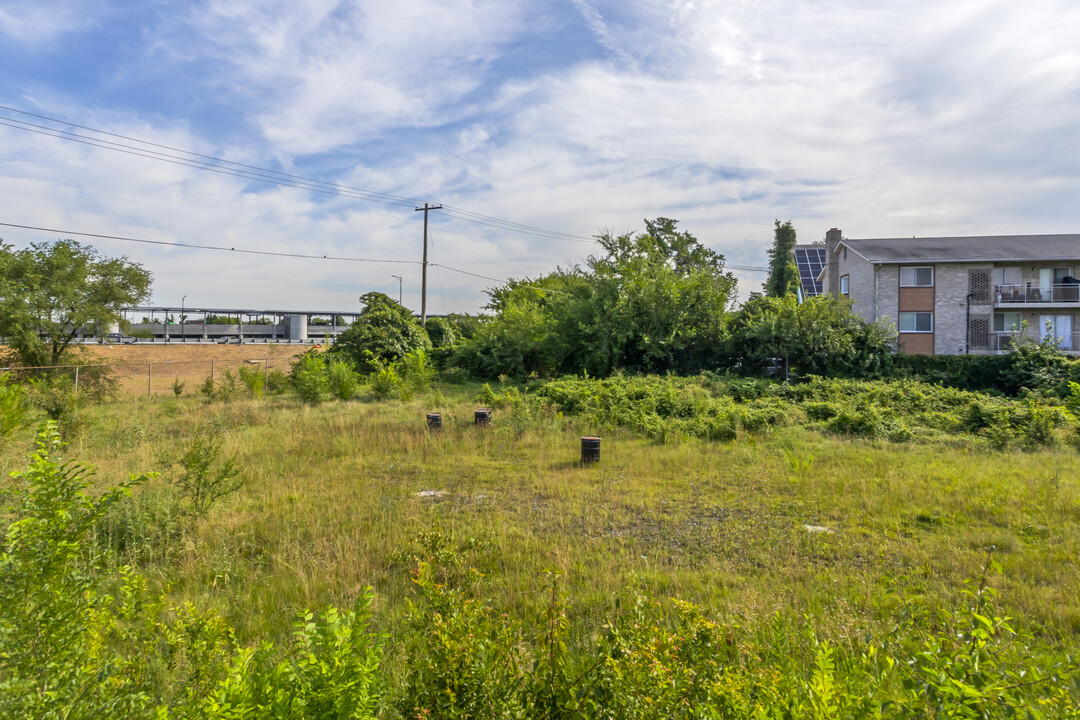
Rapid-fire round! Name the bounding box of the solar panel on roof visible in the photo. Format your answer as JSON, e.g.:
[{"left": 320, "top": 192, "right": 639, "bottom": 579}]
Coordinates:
[{"left": 793, "top": 246, "right": 826, "bottom": 297}]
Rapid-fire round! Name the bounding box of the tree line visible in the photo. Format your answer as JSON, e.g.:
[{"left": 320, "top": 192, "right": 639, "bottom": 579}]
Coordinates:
[
  {"left": 331, "top": 218, "right": 895, "bottom": 380},
  {"left": 1, "top": 220, "right": 895, "bottom": 380}
]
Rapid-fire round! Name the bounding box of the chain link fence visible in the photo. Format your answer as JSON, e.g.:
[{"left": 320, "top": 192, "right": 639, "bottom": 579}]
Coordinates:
[{"left": 1, "top": 358, "right": 297, "bottom": 399}]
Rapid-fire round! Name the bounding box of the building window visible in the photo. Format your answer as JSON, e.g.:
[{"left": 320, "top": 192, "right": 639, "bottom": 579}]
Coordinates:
[
  {"left": 1040, "top": 314, "right": 1074, "bottom": 350},
  {"left": 900, "top": 266, "right": 934, "bottom": 287},
  {"left": 840, "top": 275, "right": 849, "bottom": 295},
  {"left": 899, "top": 312, "right": 933, "bottom": 332},
  {"left": 992, "top": 266, "right": 1021, "bottom": 287},
  {"left": 993, "top": 312, "right": 1022, "bottom": 333}
]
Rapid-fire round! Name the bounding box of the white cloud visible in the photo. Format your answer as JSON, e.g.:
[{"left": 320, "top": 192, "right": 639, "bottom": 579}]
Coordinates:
[
  {"left": 0, "top": 1, "right": 95, "bottom": 44},
  {"left": 171, "top": 0, "right": 529, "bottom": 154},
  {"left": 567, "top": 0, "right": 636, "bottom": 69},
  {"left": 4, "top": 0, "right": 1080, "bottom": 310}
]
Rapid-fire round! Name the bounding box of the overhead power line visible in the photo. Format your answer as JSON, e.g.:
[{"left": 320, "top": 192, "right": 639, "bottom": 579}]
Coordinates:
[
  {"left": 0, "top": 221, "right": 564, "bottom": 290},
  {"left": 0, "top": 105, "right": 597, "bottom": 244},
  {"left": 0, "top": 105, "right": 771, "bottom": 271},
  {"left": 0, "top": 221, "right": 579, "bottom": 297},
  {"left": 0, "top": 222, "right": 417, "bottom": 265},
  {"left": 0, "top": 116, "right": 422, "bottom": 210},
  {"left": 0, "top": 105, "right": 419, "bottom": 207}
]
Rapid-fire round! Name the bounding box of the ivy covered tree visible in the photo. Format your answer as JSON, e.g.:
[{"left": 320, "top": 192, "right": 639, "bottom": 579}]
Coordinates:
[
  {"left": 0, "top": 239, "right": 152, "bottom": 367},
  {"left": 764, "top": 220, "right": 800, "bottom": 298},
  {"left": 331, "top": 292, "right": 431, "bottom": 372}
]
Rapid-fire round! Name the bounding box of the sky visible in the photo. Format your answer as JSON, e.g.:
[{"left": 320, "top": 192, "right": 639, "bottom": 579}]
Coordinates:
[{"left": 2, "top": 0, "right": 1079, "bottom": 314}]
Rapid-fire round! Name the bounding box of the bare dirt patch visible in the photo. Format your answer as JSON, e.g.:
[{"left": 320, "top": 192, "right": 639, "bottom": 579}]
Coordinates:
[{"left": 77, "top": 344, "right": 313, "bottom": 397}]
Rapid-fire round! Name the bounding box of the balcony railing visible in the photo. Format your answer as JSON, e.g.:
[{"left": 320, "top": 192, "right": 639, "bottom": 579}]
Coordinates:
[
  {"left": 990, "top": 331, "right": 1080, "bottom": 352},
  {"left": 995, "top": 283, "right": 1080, "bottom": 304}
]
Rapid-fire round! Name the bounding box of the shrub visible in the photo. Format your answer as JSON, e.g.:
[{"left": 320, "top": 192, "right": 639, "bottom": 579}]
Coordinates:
[
  {"left": 200, "top": 370, "right": 238, "bottom": 403},
  {"left": 26, "top": 375, "right": 82, "bottom": 439},
  {"left": 201, "top": 593, "right": 383, "bottom": 719},
  {"left": 804, "top": 401, "right": 840, "bottom": 421},
  {"left": 886, "top": 422, "right": 915, "bottom": 442},
  {"left": 398, "top": 348, "right": 435, "bottom": 392},
  {"left": 451, "top": 299, "right": 559, "bottom": 379},
  {"left": 291, "top": 351, "right": 331, "bottom": 405},
  {"left": 1022, "top": 403, "right": 1061, "bottom": 448},
  {"left": 1006, "top": 331, "right": 1072, "bottom": 395},
  {"left": 217, "top": 370, "right": 238, "bottom": 402},
  {"left": 740, "top": 398, "right": 791, "bottom": 430},
  {"left": 0, "top": 424, "right": 151, "bottom": 718},
  {"left": 370, "top": 361, "right": 403, "bottom": 401},
  {"left": 891, "top": 335, "right": 1080, "bottom": 397},
  {"left": 0, "top": 372, "right": 29, "bottom": 436},
  {"left": 326, "top": 357, "right": 359, "bottom": 400},
  {"left": 477, "top": 382, "right": 501, "bottom": 408},
  {"left": 424, "top": 316, "right": 460, "bottom": 349},
  {"left": 531, "top": 373, "right": 1079, "bottom": 449},
  {"left": 265, "top": 368, "right": 289, "bottom": 395},
  {"left": 171, "top": 431, "right": 244, "bottom": 516},
  {"left": 1068, "top": 380, "right": 1080, "bottom": 417},
  {"left": 826, "top": 406, "right": 886, "bottom": 439},
  {"left": 701, "top": 411, "right": 738, "bottom": 441},
  {"left": 238, "top": 363, "right": 265, "bottom": 398},
  {"left": 724, "top": 294, "right": 896, "bottom": 379}
]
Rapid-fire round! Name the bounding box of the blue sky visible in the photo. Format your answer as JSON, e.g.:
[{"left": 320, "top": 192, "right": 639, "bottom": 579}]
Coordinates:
[{"left": 2, "top": 0, "right": 1079, "bottom": 312}]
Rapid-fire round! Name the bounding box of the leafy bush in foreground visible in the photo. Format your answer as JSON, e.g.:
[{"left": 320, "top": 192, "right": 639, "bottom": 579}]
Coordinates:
[
  {"left": 1, "top": 424, "right": 152, "bottom": 718},
  {"left": 0, "top": 425, "right": 381, "bottom": 719},
  {"left": 386, "top": 529, "right": 1078, "bottom": 719}
]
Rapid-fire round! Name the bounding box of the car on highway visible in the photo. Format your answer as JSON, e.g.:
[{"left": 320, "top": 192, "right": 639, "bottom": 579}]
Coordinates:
[
  {"left": 105, "top": 332, "right": 138, "bottom": 345},
  {"left": 217, "top": 336, "right": 242, "bottom": 344}
]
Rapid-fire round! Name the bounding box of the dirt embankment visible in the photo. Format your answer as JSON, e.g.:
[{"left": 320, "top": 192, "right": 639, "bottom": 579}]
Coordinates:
[
  {"left": 79, "top": 343, "right": 311, "bottom": 366},
  {"left": 6, "top": 344, "right": 316, "bottom": 398}
]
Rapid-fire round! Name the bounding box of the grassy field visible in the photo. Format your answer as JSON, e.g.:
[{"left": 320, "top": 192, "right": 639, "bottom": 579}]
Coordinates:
[
  {"left": 3, "top": 381, "right": 1078, "bottom": 652},
  {"left": 4, "top": 367, "right": 1080, "bottom": 717}
]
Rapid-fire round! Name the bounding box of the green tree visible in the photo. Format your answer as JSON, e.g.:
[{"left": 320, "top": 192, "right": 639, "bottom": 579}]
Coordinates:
[
  {"left": 598, "top": 217, "right": 726, "bottom": 276},
  {"left": 725, "top": 294, "right": 896, "bottom": 377},
  {"left": 453, "top": 219, "right": 737, "bottom": 378},
  {"left": 764, "top": 220, "right": 800, "bottom": 298},
  {"left": 424, "top": 316, "right": 460, "bottom": 349},
  {"left": 0, "top": 239, "right": 152, "bottom": 367},
  {"left": 331, "top": 292, "right": 431, "bottom": 373}
]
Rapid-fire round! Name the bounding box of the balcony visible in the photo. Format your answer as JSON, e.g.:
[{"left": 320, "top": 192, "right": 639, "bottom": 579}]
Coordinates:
[
  {"left": 995, "top": 283, "right": 1080, "bottom": 305},
  {"left": 990, "top": 331, "right": 1079, "bottom": 353}
]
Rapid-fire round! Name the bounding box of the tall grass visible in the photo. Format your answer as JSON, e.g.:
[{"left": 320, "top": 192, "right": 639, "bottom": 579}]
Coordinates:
[{"left": 1, "top": 377, "right": 1079, "bottom": 715}]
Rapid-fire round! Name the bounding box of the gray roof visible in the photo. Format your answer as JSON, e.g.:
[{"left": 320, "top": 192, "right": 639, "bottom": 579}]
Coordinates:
[{"left": 838, "top": 234, "right": 1080, "bottom": 264}]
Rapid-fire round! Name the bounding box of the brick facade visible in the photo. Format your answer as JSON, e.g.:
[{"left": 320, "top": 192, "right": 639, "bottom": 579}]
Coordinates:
[{"left": 820, "top": 231, "right": 1080, "bottom": 355}]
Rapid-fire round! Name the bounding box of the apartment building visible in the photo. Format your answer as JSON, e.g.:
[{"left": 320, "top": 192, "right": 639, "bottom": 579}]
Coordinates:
[{"left": 819, "top": 229, "right": 1080, "bottom": 355}]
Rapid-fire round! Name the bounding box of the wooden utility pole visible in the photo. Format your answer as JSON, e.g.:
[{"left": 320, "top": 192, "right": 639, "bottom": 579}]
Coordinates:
[{"left": 415, "top": 202, "right": 442, "bottom": 327}]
